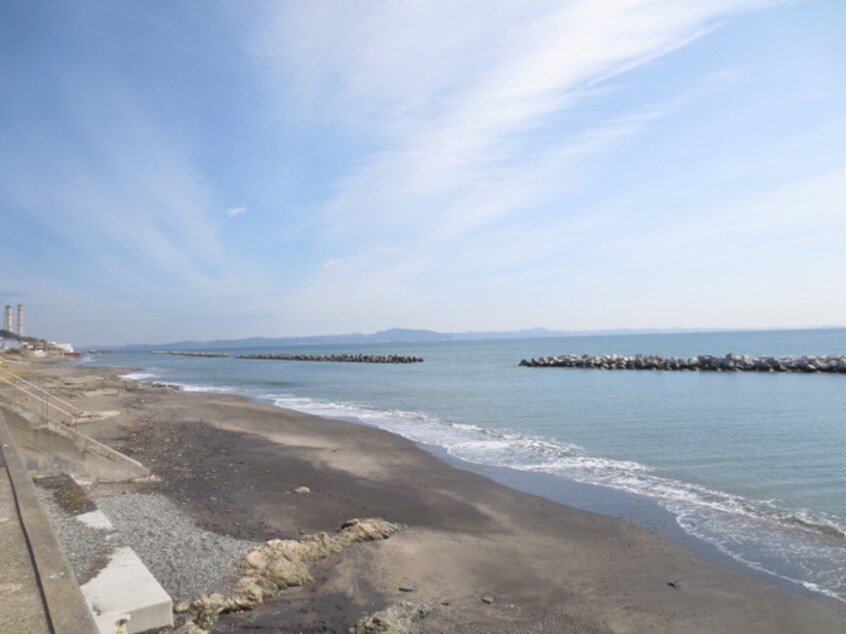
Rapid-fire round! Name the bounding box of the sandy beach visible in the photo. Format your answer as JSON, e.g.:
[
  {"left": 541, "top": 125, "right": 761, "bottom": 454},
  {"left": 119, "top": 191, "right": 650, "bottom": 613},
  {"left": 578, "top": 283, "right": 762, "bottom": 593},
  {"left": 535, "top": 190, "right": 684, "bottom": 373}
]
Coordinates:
[{"left": 15, "top": 361, "right": 846, "bottom": 633}]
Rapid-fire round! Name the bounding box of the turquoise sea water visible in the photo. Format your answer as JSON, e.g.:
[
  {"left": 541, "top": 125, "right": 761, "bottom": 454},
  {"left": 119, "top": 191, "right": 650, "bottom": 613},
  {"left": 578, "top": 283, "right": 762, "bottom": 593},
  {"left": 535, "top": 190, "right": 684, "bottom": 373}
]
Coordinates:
[{"left": 87, "top": 329, "right": 846, "bottom": 601}]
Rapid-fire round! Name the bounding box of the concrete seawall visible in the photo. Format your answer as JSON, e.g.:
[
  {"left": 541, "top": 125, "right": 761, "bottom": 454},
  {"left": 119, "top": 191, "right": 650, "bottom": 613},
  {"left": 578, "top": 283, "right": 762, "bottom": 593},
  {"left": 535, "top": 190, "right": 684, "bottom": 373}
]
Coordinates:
[
  {"left": 0, "top": 409, "right": 99, "bottom": 633},
  {"left": 519, "top": 353, "right": 846, "bottom": 373},
  {"left": 1, "top": 403, "right": 150, "bottom": 482}
]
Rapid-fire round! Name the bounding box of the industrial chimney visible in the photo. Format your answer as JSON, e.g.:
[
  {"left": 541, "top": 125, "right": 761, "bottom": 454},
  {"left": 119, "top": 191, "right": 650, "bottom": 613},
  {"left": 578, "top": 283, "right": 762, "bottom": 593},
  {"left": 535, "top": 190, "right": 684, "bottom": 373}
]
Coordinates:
[
  {"left": 3, "top": 305, "right": 10, "bottom": 332},
  {"left": 17, "top": 304, "right": 24, "bottom": 337}
]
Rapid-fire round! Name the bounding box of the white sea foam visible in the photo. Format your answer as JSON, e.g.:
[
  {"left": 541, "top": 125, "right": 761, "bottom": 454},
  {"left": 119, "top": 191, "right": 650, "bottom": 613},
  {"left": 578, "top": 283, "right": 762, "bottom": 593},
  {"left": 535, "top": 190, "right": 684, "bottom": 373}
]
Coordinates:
[
  {"left": 268, "top": 392, "right": 846, "bottom": 602},
  {"left": 180, "top": 384, "right": 237, "bottom": 394},
  {"left": 109, "top": 371, "right": 846, "bottom": 602},
  {"left": 120, "top": 371, "right": 158, "bottom": 381},
  {"left": 124, "top": 375, "right": 239, "bottom": 395}
]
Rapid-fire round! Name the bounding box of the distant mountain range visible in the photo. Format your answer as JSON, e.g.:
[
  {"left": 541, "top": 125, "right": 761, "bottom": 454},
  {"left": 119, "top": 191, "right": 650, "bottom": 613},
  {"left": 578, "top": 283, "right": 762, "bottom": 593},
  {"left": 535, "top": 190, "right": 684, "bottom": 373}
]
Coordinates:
[
  {"left": 99, "top": 325, "right": 798, "bottom": 352},
  {"left": 105, "top": 327, "right": 563, "bottom": 351}
]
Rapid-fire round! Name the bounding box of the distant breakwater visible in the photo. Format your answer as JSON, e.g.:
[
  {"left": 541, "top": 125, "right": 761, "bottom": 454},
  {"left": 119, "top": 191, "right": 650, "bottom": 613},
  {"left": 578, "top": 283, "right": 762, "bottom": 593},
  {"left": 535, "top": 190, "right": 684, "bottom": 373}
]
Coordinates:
[
  {"left": 519, "top": 353, "right": 846, "bottom": 374},
  {"left": 150, "top": 350, "right": 423, "bottom": 364},
  {"left": 152, "top": 351, "right": 230, "bottom": 358},
  {"left": 236, "top": 353, "right": 423, "bottom": 364}
]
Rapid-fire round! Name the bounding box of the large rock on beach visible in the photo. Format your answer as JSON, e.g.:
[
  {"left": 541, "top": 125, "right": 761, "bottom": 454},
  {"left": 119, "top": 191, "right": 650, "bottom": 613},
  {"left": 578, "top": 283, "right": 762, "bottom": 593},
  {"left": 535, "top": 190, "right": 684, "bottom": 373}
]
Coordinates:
[
  {"left": 348, "top": 601, "right": 431, "bottom": 634},
  {"left": 171, "top": 621, "right": 208, "bottom": 634},
  {"left": 180, "top": 518, "right": 403, "bottom": 631}
]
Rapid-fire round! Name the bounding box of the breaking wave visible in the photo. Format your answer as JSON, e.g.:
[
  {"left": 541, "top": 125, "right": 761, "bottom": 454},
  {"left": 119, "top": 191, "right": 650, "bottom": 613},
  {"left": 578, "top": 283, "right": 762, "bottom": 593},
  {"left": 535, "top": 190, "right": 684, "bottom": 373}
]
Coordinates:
[
  {"left": 110, "top": 368, "right": 846, "bottom": 603},
  {"left": 269, "top": 393, "right": 846, "bottom": 602}
]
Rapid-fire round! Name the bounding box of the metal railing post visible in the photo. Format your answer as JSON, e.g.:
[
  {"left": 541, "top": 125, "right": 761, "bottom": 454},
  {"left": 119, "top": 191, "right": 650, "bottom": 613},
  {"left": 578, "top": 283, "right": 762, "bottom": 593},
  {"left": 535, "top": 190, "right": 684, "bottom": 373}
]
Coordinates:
[{"left": 0, "top": 365, "right": 83, "bottom": 424}]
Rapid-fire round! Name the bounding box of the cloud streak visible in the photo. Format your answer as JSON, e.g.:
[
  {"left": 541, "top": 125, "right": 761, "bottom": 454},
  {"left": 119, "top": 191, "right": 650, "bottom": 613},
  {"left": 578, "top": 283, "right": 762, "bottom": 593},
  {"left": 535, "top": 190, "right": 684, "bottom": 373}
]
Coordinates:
[
  {"left": 5, "top": 0, "right": 842, "bottom": 343},
  {"left": 251, "top": 0, "right": 784, "bottom": 328},
  {"left": 262, "top": 1, "right": 772, "bottom": 235},
  {"left": 219, "top": 205, "right": 248, "bottom": 228},
  {"left": 226, "top": 205, "right": 247, "bottom": 219}
]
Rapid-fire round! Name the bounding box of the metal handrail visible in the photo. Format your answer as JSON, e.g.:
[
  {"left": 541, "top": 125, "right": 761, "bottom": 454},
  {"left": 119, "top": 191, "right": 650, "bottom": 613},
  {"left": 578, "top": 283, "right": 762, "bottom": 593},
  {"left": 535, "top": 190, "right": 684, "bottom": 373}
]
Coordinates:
[
  {"left": 0, "top": 367, "right": 82, "bottom": 412},
  {"left": 0, "top": 366, "right": 81, "bottom": 423}
]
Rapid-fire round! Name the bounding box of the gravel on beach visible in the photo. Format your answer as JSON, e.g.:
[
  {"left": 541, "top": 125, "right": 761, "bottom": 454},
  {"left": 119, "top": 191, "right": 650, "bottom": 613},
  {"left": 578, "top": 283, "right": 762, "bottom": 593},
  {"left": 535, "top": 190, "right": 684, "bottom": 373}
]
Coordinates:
[{"left": 35, "top": 484, "right": 259, "bottom": 604}]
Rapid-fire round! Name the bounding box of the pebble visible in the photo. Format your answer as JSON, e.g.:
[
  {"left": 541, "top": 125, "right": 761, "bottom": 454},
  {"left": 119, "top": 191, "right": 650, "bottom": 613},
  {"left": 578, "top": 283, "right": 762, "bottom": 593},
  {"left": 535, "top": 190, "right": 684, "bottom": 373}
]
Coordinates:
[{"left": 36, "top": 487, "right": 259, "bottom": 603}]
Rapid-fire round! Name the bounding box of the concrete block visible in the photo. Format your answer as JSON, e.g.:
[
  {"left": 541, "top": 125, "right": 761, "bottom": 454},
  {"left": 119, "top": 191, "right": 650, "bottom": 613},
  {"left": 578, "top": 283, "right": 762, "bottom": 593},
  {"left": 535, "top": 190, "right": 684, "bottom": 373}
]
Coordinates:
[
  {"left": 76, "top": 509, "right": 114, "bottom": 530},
  {"left": 81, "top": 547, "right": 173, "bottom": 634}
]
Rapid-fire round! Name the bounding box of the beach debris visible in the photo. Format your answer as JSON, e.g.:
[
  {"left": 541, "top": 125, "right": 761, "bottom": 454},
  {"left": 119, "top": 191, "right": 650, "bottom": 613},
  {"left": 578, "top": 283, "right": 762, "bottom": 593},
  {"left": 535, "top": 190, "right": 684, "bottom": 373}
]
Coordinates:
[
  {"left": 37, "top": 474, "right": 96, "bottom": 514},
  {"left": 348, "top": 601, "right": 431, "bottom": 634},
  {"left": 666, "top": 581, "right": 679, "bottom": 589},
  {"left": 481, "top": 595, "right": 495, "bottom": 604},
  {"left": 70, "top": 410, "right": 121, "bottom": 425},
  {"left": 170, "top": 619, "right": 208, "bottom": 634},
  {"left": 398, "top": 585, "right": 415, "bottom": 592},
  {"left": 81, "top": 388, "right": 120, "bottom": 397},
  {"left": 294, "top": 485, "right": 311, "bottom": 494},
  {"left": 179, "top": 518, "right": 402, "bottom": 631}
]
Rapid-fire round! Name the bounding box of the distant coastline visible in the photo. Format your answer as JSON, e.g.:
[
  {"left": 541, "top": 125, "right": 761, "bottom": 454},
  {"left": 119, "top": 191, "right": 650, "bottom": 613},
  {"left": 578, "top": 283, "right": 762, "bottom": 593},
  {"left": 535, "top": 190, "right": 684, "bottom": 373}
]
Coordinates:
[{"left": 95, "top": 325, "right": 846, "bottom": 353}]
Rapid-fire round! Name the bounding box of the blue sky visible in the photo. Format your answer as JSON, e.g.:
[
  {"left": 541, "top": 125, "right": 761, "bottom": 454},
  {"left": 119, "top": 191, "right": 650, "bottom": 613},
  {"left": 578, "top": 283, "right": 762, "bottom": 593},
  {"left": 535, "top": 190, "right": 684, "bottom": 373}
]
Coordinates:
[{"left": 1, "top": 1, "right": 844, "bottom": 346}]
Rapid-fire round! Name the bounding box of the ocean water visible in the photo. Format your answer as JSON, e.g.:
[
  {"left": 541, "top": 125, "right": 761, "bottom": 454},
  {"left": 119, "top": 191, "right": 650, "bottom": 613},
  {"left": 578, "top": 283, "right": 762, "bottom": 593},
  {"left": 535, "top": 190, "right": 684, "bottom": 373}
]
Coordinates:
[{"left": 88, "top": 329, "right": 846, "bottom": 601}]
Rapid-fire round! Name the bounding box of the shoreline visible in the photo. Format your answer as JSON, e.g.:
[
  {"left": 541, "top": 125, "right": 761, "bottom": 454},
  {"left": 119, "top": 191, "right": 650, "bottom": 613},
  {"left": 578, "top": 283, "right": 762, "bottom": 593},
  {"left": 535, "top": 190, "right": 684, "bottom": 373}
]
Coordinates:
[
  {"left": 313, "top": 411, "right": 814, "bottom": 600},
  {"left": 16, "top": 361, "right": 846, "bottom": 632},
  {"left": 115, "top": 366, "right": 842, "bottom": 605},
  {"left": 427, "top": 446, "right": 801, "bottom": 590}
]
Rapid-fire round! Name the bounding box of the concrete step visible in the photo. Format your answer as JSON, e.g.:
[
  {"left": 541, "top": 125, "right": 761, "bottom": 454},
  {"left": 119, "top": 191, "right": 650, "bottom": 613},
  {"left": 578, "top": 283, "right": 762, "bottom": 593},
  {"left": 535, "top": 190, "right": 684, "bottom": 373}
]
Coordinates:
[
  {"left": 81, "top": 546, "right": 173, "bottom": 634},
  {"left": 2, "top": 403, "right": 174, "bottom": 634},
  {"left": 39, "top": 476, "right": 175, "bottom": 634}
]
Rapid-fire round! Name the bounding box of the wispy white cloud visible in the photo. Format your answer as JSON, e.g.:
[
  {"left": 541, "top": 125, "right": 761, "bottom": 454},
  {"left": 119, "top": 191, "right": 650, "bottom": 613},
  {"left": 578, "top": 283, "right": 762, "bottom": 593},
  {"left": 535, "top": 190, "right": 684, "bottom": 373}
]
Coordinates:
[
  {"left": 260, "top": 0, "right": 773, "bottom": 237},
  {"left": 8, "top": 0, "right": 834, "bottom": 342},
  {"left": 0, "top": 75, "right": 244, "bottom": 292},
  {"left": 225, "top": 205, "right": 247, "bottom": 220},
  {"left": 217, "top": 205, "right": 248, "bottom": 229},
  {"left": 250, "top": 0, "right": 780, "bottom": 327},
  {"left": 594, "top": 166, "right": 846, "bottom": 256},
  {"left": 322, "top": 257, "right": 350, "bottom": 269}
]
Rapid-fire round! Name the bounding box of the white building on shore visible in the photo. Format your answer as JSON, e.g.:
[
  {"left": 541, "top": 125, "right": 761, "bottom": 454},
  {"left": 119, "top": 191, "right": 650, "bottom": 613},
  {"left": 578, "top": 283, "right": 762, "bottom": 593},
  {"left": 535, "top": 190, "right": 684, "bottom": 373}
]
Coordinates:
[{"left": 0, "top": 336, "right": 21, "bottom": 351}]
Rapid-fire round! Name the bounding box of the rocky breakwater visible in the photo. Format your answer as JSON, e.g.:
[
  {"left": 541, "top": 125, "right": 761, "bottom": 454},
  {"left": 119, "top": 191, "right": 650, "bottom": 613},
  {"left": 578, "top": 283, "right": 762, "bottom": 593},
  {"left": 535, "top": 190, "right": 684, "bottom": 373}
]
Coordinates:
[
  {"left": 152, "top": 351, "right": 230, "bottom": 358},
  {"left": 236, "top": 353, "right": 423, "bottom": 364},
  {"left": 519, "top": 352, "right": 846, "bottom": 374}
]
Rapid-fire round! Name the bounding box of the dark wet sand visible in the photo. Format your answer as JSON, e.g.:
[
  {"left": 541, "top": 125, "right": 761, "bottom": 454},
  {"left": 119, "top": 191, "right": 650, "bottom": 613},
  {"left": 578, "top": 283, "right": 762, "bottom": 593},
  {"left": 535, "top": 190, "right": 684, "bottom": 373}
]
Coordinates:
[{"left": 26, "top": 363, "right": 846, "bottom": 633}]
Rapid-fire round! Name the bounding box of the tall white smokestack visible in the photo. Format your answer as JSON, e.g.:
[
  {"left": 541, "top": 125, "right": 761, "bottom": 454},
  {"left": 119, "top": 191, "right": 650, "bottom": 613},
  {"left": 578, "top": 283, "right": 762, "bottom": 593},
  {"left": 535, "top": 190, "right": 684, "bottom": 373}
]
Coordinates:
[
  {"left": 17, "top": 304, "right": 24, "bottom": 337},
  {"left": 4, "top": 305, "right": 10, "bottom": 332}
]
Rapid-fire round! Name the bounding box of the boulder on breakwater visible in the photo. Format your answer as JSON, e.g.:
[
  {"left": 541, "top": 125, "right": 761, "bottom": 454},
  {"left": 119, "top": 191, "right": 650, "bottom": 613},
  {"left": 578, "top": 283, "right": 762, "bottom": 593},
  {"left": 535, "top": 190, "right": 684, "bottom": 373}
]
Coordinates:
[
  {"left": 518, "top": 353, "right": 846, "bottom": 374},
  {"left": 236, "top": 353, "right": 423, "bottom": 364}
]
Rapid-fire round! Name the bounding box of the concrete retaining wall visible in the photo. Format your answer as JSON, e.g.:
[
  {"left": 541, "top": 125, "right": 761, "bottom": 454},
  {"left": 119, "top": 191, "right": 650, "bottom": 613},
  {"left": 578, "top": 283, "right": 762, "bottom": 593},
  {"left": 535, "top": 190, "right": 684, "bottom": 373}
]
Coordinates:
[
  {"left": 0, "top": 402, "right": 149, "bottom": 482},
  {"left": 0, "top": 409, "right": 100, "bottom": 633}
]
